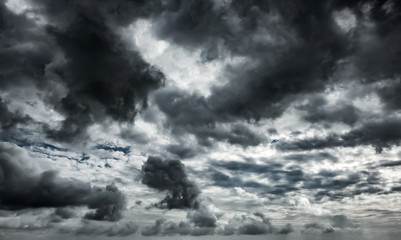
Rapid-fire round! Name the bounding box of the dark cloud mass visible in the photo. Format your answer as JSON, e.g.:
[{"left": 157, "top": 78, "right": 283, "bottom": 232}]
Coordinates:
[
  {"left": 147, "top": 0, "right": 401, "bottom": 152},
  {"left": 141, "top": 156, "right": 200, "bottom": 209},
  {"left": 0, "top": 97, "right": 31, "bottom": 130},
  {"left": 277, "top": 118, "right": 401, "bottom": 152},
  {"left": 154, "top": 89, "right": 266, "bottom": 147},
  {"left": 0, "top": 0, "right": 165, "bottom": 142},
  {"left": 153, "top": 0, "right": 352, "bottom": 121},
  {"left": 0, "top": 142, "right": 125, "bottom": 221},
  {"left": 1, "top": 0, "right": 401, "bottom": 238}
]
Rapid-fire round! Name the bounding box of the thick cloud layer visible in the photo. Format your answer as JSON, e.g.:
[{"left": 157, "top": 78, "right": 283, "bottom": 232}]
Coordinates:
[
  {"left": 152, "top": 0, "right": 351, "bottom": 121},
  {"left": 1, "top": 0, "right": 401, "bottom": 237},
  {"left": 0, "top": 142, "right": 125, "bottom": 221},
  {"left": 142, "top": 0, "right": 401, "bottom": 152},
  {"left": 154, "top": 89, "right": 266, "bottom": 147},
  {"left": 0, "top": 0, "right": 165, "bottom": 142},
  {"left": 140, "top": 212, "right": 293, "bottom": 236},
  {"left": 0, "top": 97, "right": 31, "bottom": 130},
  {"left": 277, "top": 118, "right": 401, "bottom": 153},
  {"left": 140, "top": 156, "right": 200, "bottom": 209}
]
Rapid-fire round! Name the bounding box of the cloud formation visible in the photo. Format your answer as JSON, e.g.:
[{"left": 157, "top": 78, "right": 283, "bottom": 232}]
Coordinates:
[
  {"left": 0, "top": 142, "right": 125, "bottom": 221},
  {"left": 140, "top": 156, "right": 200, "bottom": 209},
  {"left": 0, "top": 0, "right": 165, "bottom": 142}
]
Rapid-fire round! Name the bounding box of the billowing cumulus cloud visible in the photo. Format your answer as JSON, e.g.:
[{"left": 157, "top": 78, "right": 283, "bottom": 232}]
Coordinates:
[
  {"left": 0, "top": 97, "right": 31, "bottom": 130},
  {"left": 140, "top": 156, "right": 200, "bottom": 209},
  {"left": 277, "top": 118, "right": 401, "bottom": 153},
  {"left": 1, "top": 0, "right": 401, "bottom": 238},
  {"left": 0, "top": 142, "right": 125, "bottom": 221},
  {"left": 0, "top": 0, "right": 165, "bottom": 143},
  {"left": 154, "top": 89, "right": 266, "bottom": 147}
]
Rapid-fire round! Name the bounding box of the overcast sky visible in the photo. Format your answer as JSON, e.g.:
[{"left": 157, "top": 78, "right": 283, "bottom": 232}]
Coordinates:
[{"left": 1, "top": 0, "right": 401, "bottom": 239}]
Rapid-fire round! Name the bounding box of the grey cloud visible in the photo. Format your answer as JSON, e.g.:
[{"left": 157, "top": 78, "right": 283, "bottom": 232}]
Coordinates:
[
  {"left": 277, "top": 224, "right": 294, "bottom": 234},
  {"left": 296, "top": 96, "right": 361, "bottom": 126},
  {"left": 187, "top": 204, "right": 220, "bottom": 228},
  {"left": 141, "top": 212, "right": 285, "bottom": 237},
  {"left": 0, "top": 97, "right": 31, "bottom": 130},
  {"left": 303, "top": 223, "right": 334, "bottom": 233},
  {"left": 140, "top": 156, "right": 200, "bottom": 209},
  {"left": 284, "top": 152, "right": 338, "bottom": 162},
  {"left": 222, "top": 212, "right": 274, "bottom": 235},
  {"left": 149, "top": 0, "right": 401, "bottom": 152},
  {"left": 210, "top": 159, "right": 384, "bottom": 200},
  {"left": 209, "top": 169, "right": 269, "bottom": 189},
  {"left": 268, "top": 128, "right": 278, "bottom": 135},
  {"left": 167, "top": 144, "right": 198, "bottom": 159},
  {"left": 141, "top": 219, "right": 165, "bottom": 236},
  {"left": 302, "top": 214, "right": 358, "bottom": 234},
  {"left": 95, "top": 143, "right": 131, "bottom": 155},
  {"left": 0, "top": 142, "right": 126, "bottom": 221},
  {"left": 154, "top": 89, "right": 266, "bottom": 148},
  {"left": 65, "top": 220, "right": 139, "bottom": 236},
  {"left": 0, "top": 3, "right": 54, "bottom": 89},
  {"left": 141, "top": 218, "right": 214, "bottom": 236},
  {"left": 330, "top": 215, "right": 359, "bottom": 228},
  {"left": 379, "top": 160, "right": 401, "bottom": 167},
  {"left": 153, "top": 0, "right": 351, "bottom": 122},
  {"left": 48, "top": 207, "right": 76, "bottom": 223},
  {"left": 119, "top": 127, "right": 151, "bottom": 145},
  {"left": 277, "top": 118, "right": 401, "bottom": 152},
  {"left": 0, "top": 0, "right": 165, "bottom": 143}
]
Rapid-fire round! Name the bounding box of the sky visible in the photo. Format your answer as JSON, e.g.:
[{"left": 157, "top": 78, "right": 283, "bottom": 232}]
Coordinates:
[{"left": 0, "top": 0, "right": 401, "bottom": 239}]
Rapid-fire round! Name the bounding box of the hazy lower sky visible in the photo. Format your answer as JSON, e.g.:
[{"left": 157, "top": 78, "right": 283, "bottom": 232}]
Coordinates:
[{"left": 1, "top": 0, "right": 401, "bottom": 239}]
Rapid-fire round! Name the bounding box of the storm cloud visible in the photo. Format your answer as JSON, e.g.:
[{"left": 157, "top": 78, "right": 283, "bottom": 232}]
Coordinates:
[
  {"left": 140, "top": 156, "right": 200, "bottom": 209},
  {"left": 1, "top": 0, "right": 401, "bottom": 238},
  {"left": 0, "top": 97, "right": 31, "bottom": 130},
  {"left": 277, "top": 118, "right": 401, "bottom": 152},
  {"left": 0, "top": 142, "right": 125, "bottom": 221},
  {"left": 0, "top": 0, "right": 165, "bottom": 142}
]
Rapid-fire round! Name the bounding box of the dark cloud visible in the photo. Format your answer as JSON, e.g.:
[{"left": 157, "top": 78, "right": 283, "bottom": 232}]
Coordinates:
[
  {"left": 141, "top": 212, "right": 286, "bottom": 236},
  {"left": 268, "top": 128, "right": 278, "bottom": 135},
  {"left": 140, "top": 156, "right": 200, "bottom": 209},
  {"left": 47, "top": 207, "right": 76, "bottom": 223},
  {"left": 154, "top": 89, "right": 266, "bottom": 147},
  {"left": 95, "top": 143, "right": 131, "bottom": 155},
  {"left": 152, "top": 0, "right": 351, "bottom": 122},
  {"left": 0, "top": 0, "right": 165, "bottom": 142},
  {"left": 330, "top": 214, "right": 359, "bottom": 228},
  {"left": 83, "top": 184, "right": 126, "bottom": 221},
  {"left": 141, "top": 219, "right": 166, "bottom": 236},
  {"left": 68, "top": 220, "right": 139, "bottom": 236},
  {"left": 277, "top": 224, "right": 294, "bottom": 234},
  {"left": 167, "top": 144, "right": 198, "bottom": 159},
  {"left": 0, "top": 98, "right": 31, "bottom": 130},
  {"left": 44, "top": 11, "right": 165, "bottom": 141},
  {"left": 223, "top": 212, "right": 274, "bottom": 235},
  {"left": 379, "top": 160, "right": 401, "bottom": 167},
  {"left": 209, "top": 169, "right": 268, "bottom": 189},
  {"left": 278, "top": 118, "right": 401, "bottom": 152},
  {"left": 0, "top": 2, "right": 54, "bottom": 89},
  {"left": 210, "top": 161, "right": 304, "bottom": 191},
  {"left": 209, "top": 159, "right": 385, "bottom": 200},
  {"left": 0, "top": 142, "right": 125, "bottom": 221},
  {"left": 187, "top": 204, "right": 219, "bottom": 228},
  {"left": 141, "top": 218, "right": 214, "bottom": 236},
  {"left": 303, "top": 223, "right": 334, "bottom": 233},
  {"left": 119, "top": 127, "right": 151, "bottom": 145},
  {"left": 302, "top": 215, "right": 358, "bottom": 233},
  {"left": 54, "top": 207, "right": 75, "bottom": 219},
  {"left": 148, "top": 0, "right": 401, "bottom": 154},
  {"left": 296, "top": 96, "right": 361, "bottom": 126},
  {"left": 284, "top": 152, "right": 338, "bottom": 162}
]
